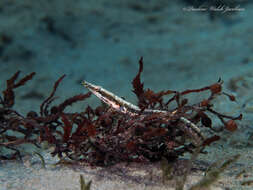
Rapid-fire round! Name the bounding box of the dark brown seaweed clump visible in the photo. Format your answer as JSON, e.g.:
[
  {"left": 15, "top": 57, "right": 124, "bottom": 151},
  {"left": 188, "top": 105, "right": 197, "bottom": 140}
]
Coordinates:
[{"left": 0, "top": 58, "right": 242, "bottom": 166}]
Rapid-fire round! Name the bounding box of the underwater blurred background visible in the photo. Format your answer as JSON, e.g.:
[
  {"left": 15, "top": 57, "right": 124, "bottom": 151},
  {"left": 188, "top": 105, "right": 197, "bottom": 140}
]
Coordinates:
[{"left": 0, "top": 0, "right": 252, "bottom": 114}]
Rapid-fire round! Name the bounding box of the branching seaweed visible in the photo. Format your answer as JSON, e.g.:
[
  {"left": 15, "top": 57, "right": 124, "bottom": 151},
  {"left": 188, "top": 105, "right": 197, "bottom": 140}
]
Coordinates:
[
  {"left": 0, "top": 58, "right": 242, "bottom": 169},
  {"left": 189, "top": 154, "right": 240, "bottom": 190},
  {"left": 79, "top": 174, "right": 92, "bottom": 190}
]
